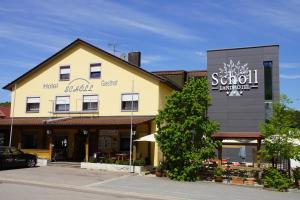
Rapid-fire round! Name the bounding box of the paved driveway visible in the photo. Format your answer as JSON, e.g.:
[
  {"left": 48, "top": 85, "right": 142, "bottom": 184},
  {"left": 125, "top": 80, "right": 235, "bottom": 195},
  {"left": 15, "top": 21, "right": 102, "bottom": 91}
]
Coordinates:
[
  {"left": 0, "top": 166, "right": 299, "bottom": 200},
  {"left": 0, "top": 166, "right": 127, "bottom": 186}
]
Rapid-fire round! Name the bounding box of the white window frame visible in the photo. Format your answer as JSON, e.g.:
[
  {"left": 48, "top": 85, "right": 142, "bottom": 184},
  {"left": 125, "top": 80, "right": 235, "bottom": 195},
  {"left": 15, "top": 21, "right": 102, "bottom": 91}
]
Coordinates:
[
  {"left": 55, "top": 96, "right": 70, "bottom": 112},
  {"left": 26, "top": 97, "right": 40, "bottom": 113},
  {"left": 90, "top": 63, "right": 101, "bottom": 79},
  {"left": 82, "top": 95, "right": 99, "bottom": 111},
  {"left": 59, "top": 66, "right": 70, "bottom": 81},
  {"left": 121, "top": 93, "right": 139, "bottom": 112}
]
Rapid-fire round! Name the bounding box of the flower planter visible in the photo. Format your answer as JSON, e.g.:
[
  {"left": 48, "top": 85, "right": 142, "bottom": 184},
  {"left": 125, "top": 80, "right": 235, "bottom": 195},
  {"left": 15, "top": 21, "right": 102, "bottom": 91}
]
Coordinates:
[
  {"left": 231, "top": 177, "right": 244, "bottom": 185},
  {"left": 80, "top": 162, "right": 145, "bottom": 174},
  {"left": 244, "top": 178, "right": 255, "bottom": 185},
  {"left": 156, "top": 171, "right": 162, "bottom": 177},
  {"left": 214, "top": 176, "right": 223, "bottom": 183}
]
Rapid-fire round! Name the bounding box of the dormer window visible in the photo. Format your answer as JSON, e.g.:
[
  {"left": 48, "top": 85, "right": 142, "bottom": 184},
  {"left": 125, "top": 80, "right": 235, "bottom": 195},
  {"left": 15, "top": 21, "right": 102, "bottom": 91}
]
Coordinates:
[
  {"left": 60, "top": 66, "right": 70, "bottom": 81},
  {"left": 90, "top": 63, "right": 101, "bottom": 79}
]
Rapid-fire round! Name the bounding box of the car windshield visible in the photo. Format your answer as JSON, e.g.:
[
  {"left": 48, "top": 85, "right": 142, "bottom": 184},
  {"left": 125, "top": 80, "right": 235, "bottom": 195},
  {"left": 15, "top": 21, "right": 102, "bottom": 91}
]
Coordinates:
[
  {"left": 10, "top": 147, "right": 22, "bottom": 155},
  {"left": 0, "top": 146, "right": 11, "bottom": 155}
]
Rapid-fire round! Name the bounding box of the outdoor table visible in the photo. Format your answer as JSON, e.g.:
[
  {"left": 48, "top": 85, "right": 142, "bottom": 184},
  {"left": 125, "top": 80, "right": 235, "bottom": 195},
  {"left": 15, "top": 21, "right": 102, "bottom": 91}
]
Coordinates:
[{"left": 115, "top": 153, "right": 127, "bottom": 161}]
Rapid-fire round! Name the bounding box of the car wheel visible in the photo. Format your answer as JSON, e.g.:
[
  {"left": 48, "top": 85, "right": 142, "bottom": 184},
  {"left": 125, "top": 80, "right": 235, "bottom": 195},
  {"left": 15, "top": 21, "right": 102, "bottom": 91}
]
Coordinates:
[{"left": 26, "top": 159, "right": 36, "bottom": 168}]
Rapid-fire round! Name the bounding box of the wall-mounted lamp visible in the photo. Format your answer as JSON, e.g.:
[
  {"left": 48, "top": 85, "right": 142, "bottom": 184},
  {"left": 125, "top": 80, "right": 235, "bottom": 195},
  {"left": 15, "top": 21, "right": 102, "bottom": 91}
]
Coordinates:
[
  {"left": 46, "top": 129, "right": 52, "bottom": 135},
  {"left": 83, "top": 130, "right": 88, "bottom": 135},
  {"left": 132, "top": 131, "right": 136, "bottom": 136}
]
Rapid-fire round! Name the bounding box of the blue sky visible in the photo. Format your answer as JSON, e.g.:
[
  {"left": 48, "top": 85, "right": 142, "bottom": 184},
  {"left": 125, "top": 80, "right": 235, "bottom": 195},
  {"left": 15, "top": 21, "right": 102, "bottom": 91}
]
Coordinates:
[{"left": 0, "top": 0, "right": 300, "bottom": 110}]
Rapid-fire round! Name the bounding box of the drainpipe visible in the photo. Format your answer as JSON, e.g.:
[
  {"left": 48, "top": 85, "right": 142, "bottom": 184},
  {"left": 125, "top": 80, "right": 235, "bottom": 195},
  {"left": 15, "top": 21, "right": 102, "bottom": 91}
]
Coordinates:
[
  {"left": 129, "top": 80, "right": 134, "bottom": 173},
  {"left": 9, "top": 84, "right": 17, "bottom": 148}
]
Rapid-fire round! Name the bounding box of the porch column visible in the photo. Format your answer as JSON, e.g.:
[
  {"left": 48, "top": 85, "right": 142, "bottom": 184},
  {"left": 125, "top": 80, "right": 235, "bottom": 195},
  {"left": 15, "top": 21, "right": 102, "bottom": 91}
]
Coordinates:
[
  {"left": 85, "top": 135, "right": 89, "bottom": 162},
  {"left": 133, "top": 144, "right": 136, "bottom": 161},
  {"left": 17, "top": 129, "right": 21, "bottom": 149},
  {"left": 217, "top": 139, "right": 223, "bottom": 166},
  {"left": 257, "top": 138, "right": 261, "bottom": 168},
  {"left": 48, "top": 134, "right": 53, "bottom": 161}
]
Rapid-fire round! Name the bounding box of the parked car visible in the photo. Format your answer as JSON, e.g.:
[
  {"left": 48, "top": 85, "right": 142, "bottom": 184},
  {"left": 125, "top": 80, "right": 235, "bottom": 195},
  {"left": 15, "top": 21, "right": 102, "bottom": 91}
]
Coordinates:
[{"left": 0, "top": 146, "right": 37, "bottom": 170}]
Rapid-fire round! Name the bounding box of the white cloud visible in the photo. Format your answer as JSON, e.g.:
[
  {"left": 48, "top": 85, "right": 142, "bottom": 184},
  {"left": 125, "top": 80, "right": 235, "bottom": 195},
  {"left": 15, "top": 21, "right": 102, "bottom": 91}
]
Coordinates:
[
  {"left": 142, "top": 55, "right": 169, "bottom": 65},
  {"left": 281, "top": 62, "right": 300, "bottom": 69},
  {"left": 27, "top": 0, "right": 203, "bottom": 41},
  {"left": 280, "top": 74, "right": 300, "bottom": 79},
  {"left": 243, "top": 1, "right": 300, "bottom": 33}
]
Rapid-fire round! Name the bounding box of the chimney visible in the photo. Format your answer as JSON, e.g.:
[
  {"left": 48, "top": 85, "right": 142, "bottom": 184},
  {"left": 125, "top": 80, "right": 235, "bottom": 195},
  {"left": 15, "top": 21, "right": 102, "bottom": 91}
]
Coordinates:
[{"left": 128, "top": 52, "right": 141, "bottom": 67}]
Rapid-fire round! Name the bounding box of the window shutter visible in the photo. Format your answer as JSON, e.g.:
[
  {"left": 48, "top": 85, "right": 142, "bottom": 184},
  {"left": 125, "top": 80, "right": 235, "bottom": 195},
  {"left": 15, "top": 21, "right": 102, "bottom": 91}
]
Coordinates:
[
  {"left": 90, "top": 66, "right": 101, "bottom": 72},
  {"left": 83, "top": 95, "right": 98, "bottom": 103},
  {"left": 60, "top": 67, "right": 70, "bottom": 74},
  {"left": 122, "top": 94, "right": 139, "bottom": 101},
  {"left": 27, "top": 97, "right": 40, "bottom": 103},
  {"left": 56, "top": 96, "right": 70, "bottom": 104}
]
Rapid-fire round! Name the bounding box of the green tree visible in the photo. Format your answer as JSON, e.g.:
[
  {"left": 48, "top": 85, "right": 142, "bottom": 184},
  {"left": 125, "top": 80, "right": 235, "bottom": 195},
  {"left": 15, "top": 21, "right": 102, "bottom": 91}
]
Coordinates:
[
  {"left": 155, "top": 78, "right": 219, "bottom": 181},
  {"left": 260, "top": 95, "right": 300, "bottom": 167},
  {"left": 0, "top": 102, "right": 10, "bottom": 106}
]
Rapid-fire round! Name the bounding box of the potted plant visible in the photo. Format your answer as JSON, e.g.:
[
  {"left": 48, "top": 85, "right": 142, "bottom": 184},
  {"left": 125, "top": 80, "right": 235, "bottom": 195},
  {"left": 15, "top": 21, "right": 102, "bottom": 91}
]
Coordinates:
[
  {"left": 293, "top": 167, "right": 300, "bottom": 189},
  {"left": 231, "top": 169, "right": 245, "bottom": 185},
  {"left": 214, "top": 167, "right": 224, "bottom": 182},
  {"left": 156, "top": 162, "right": 164, "bottom": 177}
]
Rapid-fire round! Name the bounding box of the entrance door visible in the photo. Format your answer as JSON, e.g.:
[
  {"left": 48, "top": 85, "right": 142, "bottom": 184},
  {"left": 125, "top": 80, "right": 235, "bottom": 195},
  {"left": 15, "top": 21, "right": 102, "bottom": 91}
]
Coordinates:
[
  {"left": 73, "top": 133, "right": 86, "bottom": 161},
  {"left": 52, "top": 135, "right": 68, "bottom": 161}
]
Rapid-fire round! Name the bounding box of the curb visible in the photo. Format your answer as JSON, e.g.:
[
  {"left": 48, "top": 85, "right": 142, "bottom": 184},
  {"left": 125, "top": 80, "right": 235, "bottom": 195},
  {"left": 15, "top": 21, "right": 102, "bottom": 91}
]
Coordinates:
[{"left": 0, "top": 178, "right": 186, "bottom": 200}]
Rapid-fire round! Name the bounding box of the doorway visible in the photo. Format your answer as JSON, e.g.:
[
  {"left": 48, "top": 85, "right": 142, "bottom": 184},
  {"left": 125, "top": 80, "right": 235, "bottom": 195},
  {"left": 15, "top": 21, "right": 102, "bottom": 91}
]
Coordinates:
[
  {"left": 73, "top": 133, "right": 86, "bottom": 161},
  {"left": 52, "top": 135, "right": 68, "bottom": 161}
]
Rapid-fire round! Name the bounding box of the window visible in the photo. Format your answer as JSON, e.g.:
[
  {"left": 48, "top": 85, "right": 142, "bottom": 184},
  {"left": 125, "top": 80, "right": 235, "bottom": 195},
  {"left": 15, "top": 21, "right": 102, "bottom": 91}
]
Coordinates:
[
  {"left": 55, "top": 96, "right": 70, "bottom": 112},
  {"left": 264, "top": 61, "right": 273, "bottom": 100},
  {"left": 120, "top": 138, "right": 130, "bottom": 151},
  {"left": 265, "top": 101, "right": 273, "bottom": 121},
  {"left": 21, "top": 133, "right": 38, "bottom": 149},
  {"left": 60, "top": 66, "right": 70, "bottom": 81},
  {"left": 121, "top": 93, "right": 139, "bottom": 111},
  {"left": 26, "top": 97, "right": 40, "bottom": 112},
  {"left": 82, "top": 95, "right": 98, "bottom": 111},
  {"left": 90, "top": 63, "right": 101, "bottom": 78}
]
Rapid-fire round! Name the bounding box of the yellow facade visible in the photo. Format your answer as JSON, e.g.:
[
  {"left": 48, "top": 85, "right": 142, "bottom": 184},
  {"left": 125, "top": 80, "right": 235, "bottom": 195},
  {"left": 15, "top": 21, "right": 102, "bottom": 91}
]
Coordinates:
[
  {"left": 11, "top": 44, "right": 167, "bottom": 118},
  {"left": 5, "top": 40, "right": 174, "bottom": 166}
]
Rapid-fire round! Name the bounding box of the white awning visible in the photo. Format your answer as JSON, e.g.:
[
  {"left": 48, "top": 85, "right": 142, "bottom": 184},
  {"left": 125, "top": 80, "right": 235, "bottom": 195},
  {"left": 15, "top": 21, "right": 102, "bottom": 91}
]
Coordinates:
[
  {"left": 134, "top": 133, "right": 155, "bottom": 142},
  {"left": 90, "top": 66, "right": 101, "bottom": 72},
  {"left": 60, "top": 67, "right": 70, "bottom": 74},
  {"left": 122, "top": 94, "right": 139, "bottom": 101},
  {"left": 27, "top": 97, "right": 40, "bottom": 103},
  {"left": 56, "top": 96, "right": 70, "bottom": 104},
  {"left": 83, "top": 95, "right": 98, "bottom": 103}
]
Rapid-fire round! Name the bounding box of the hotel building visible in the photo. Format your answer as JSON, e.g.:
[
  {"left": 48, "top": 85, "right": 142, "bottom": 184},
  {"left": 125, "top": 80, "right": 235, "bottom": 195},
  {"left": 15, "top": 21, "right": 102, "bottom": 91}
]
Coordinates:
[{"left": 0, "top": 39, "right": 279, "bottom": 166}]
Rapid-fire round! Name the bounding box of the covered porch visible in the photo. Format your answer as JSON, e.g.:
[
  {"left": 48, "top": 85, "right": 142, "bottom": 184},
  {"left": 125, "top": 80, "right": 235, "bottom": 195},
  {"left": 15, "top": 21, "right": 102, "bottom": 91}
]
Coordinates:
[
  {"left": 0, "top": 116, "right": 157, "bottom": 165},
  {"left": 213, "top": 132, "right": 263, "bottom": 167}
]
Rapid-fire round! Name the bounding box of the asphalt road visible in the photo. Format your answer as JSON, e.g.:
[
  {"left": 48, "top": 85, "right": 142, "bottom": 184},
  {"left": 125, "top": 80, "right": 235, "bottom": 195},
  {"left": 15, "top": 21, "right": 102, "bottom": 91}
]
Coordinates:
[
  {"left": 0, "top": 183, "right": 150, "bottom": 200},
  {"left": 0, "top": 166, "right": 299, "bottom": 200}
]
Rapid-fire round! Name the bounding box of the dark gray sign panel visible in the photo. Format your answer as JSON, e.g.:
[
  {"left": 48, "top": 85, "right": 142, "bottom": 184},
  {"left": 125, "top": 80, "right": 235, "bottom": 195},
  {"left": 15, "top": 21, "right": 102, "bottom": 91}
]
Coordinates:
[{"left": 207, "top": 45, "right": 279, "bottom": 132}]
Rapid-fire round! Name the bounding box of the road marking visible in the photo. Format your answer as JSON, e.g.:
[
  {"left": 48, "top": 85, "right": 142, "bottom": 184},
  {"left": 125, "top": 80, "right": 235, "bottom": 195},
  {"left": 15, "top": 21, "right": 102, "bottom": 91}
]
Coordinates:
[{"left": 84, "top": 175, "right": 130, "bottom": 187}]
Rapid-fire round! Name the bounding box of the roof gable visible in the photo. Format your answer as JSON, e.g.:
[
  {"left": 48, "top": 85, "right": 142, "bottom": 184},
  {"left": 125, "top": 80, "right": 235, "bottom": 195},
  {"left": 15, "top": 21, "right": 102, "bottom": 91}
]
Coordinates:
[{"left": 3, "top": 39, "right": 179, "bottom": 90}]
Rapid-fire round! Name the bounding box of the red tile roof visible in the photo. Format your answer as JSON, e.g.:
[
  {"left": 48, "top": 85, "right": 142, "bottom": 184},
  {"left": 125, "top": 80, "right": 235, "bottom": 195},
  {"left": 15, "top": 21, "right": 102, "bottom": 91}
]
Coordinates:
[{"left": 0, "top": 106, "right": 10, "bottom": 118}]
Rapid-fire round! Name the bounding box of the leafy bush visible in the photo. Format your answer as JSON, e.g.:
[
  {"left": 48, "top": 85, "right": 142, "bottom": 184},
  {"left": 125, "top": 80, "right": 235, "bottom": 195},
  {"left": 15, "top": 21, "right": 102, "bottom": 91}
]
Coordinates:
[
  {"left": 214, "top": 167, "right": 224, "bottom": 177},
  {"left": 133, "top": 159, "right": 146, "bottom": 166},
  {"left": 115, "top": 160, "right": 130, "bottom": 165},
  {"left": 102, "top": 158, "right": 115, "bottom": 164},
  {"left": 263, "top": 168, "right": 292, "bottom": 191},
  {"left": 156, "top": 78, "right": 219, "bottom": 181},
  {"left": 89, "top": 156, "right": 98, "bottom": 163},
  {"left": 293, "top": 167, "right": 300, "bottom": 180}
]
